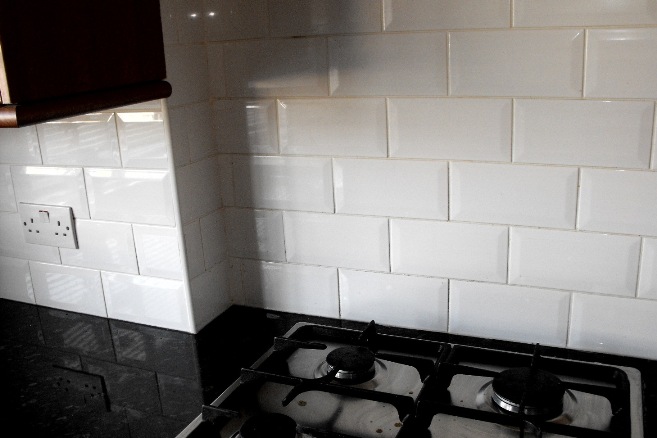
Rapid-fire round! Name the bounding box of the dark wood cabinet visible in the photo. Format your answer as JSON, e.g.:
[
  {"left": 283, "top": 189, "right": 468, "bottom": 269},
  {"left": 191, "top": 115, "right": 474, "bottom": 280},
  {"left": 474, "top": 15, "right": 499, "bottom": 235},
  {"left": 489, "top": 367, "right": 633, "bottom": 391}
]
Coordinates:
[{"left": 0, "top": 0, "right": 171, "bottom": 127}]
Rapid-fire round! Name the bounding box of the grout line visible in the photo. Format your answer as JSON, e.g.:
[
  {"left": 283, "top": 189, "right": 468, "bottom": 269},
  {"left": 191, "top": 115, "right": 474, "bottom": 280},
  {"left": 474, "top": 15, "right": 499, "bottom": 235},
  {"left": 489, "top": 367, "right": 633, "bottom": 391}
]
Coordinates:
[
  {"left": 446, "top": 161, "right": 451, "bottom": 220},
  {"left": 385, "top": 98, "right": 391, "bottom": 158},
  {"left": 387, "top": 218, "right": 392, "bottom": 273},
  {"left": 581, "top": 29, "right": 588, "bottom": 98},
  {"left": 574, "top": 168, "right": 582, "bottom": 230},
  {"left": 337, "top": 267, "right": 342, "bottom": 319},
  {"left": 445, "top": 32, "right": 451, "bottom": 95},
  {"left": 565, "top": 292, "right": 574, "bottom": 348},
  {"left": 506, "top": 227, "right": 512, "bottom": 284},
  {"left": 281, "top": 210, "right": 289, "bottom": 262},
  {"left": 380, "top": 0, "right": 386, "bottom": 32},
  {"left": 650, "top": 101, "right": 657, "bottom": 169},
  {"left": 330, "top": 158, "right": 337, "bottom": 213},
  {"left": 510, "top": 99, "right": 515, "bottom": 162},
  {"left": 510, "top": 0, "right": 515, "bottom": 28},
  {"left": 635, "top": 238, "right": 644, "bottom": 298},
  {"left": 446, "top": 279, "right": 451, "bottom": 333}
]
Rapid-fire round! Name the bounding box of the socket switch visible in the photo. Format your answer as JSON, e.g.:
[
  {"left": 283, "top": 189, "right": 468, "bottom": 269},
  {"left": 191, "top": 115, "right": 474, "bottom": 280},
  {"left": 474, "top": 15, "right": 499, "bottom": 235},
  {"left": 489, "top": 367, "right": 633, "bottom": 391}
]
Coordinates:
[{"left": 18, "top": 203, "right": 78, "bottom": 249}]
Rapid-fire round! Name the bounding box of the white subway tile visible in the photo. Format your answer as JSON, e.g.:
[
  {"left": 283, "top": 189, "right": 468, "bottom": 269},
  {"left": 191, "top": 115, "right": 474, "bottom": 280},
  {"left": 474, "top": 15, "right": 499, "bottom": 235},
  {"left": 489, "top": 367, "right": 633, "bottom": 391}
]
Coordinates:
[
  {"left": 190, "top": 262, "right": 231, "bottom": 331},
  {"left": 116, "top": 100, "right": 163, "bottom": 112},
  {"left": 172, "top": 0, "right": 206, "bottom": 44},
  {"left": 37, "top": 114, "right": 120, "bottom": 167},
  {"left": 30, "top": 262, "right": 106, "bottom": 317},
  {"left": 207, "top": 43, "right": 226, "bottom": 97},
  {"left": 116, "top": 112, "right": 168, "bottom": 169},
  {"left": 278, "top": 98, "right": 387, "bottom": 157},
  {"left": 165, "top": 44, "right": 209, "bottom": 106},
  {"left": 335, "top": 159, "right": 448, "bottom": 219},
  {"left": 0, "top": 256, "right": 34, "bottom": 304},
  {"left": 183, "top": 220, "right": 205, "bottom": 279},
  {"left": 450, "top": 281, "right": 570, "bottom": 346},
  {"left": 59, "top": 220, "right": 138, "bottom": 274},
  {"left": 450, "top": 162, "right": 578, "bottom": 228},
  {"left": 224, "top": 38, "right": 328, "bottom": 97},
  {"left": 514, "top": 99, "right": 653, "bottom": 169},
  {"left": 586, "top": 29, "right": 657, "bottom": 98},
  {"left": 270, "top": 0, "right": 382, "bottom": 36},
  {"left": 329, "top": 33, "right": 447, "bottom": 96},
  {"left": 391, "top": 220, "right": 508, "bottom": 282},
  {"left": 285, "top": 212, "right": 389, "bottom": 271},
  {"left": 217, "top": 155, "right": 234, "bottom": 207},
  {"left": 168, "top": 105, "right": 191, "bottom": 166},
  {"left": 639, "top": 238, "right": 657, "bottom": 300},
  {"left": 509, "top": 227, "right": 640, "bottom": 295},
  {"left": 227, "top": 258, "right": 244, "bottom": 304},
  {"left": 200, "top": 210, "right": 227, "bottom": 269},
  {"left": 570, "top": 294, "right": 657, "bottom": 360},
  {"left": 233, "top": 156, "right": 334, "bottom": 213},
  {"left": 450, "top": 30, "right": 584, "bottom": 97},
  {"left": 389, "top": 98, "right": 511, "bottom": 161},
  {"left": 205, "top": 0, "right": 268, "bottom": 41},
  {"left": 85, "top": 168, "right": 175, "bottom": 225},
  {"left": 384, "top": 0, "right": 510, "bottom": 31},
  {"left": 169, "top": 102, "right": 216, "bottom": 166},
  {"left": 339, "top": 269, "right": 448, "bottom": 331},
  {"left": 11, "top": 166, "right": 90, "bottom": 218},
  {"left": 159, "top": 0, "right": 177, "bottom": 45},
  {"left": 175, "top": 158, "right": 221, "bottom": 223},
  {"left": 214, "top": 99, "right": 278, "bottom": 154},
  {"left": 102, "top": 272, "right": 192, "bottom": 332},
  {"left": 0, "top": 213, "right": 60, "bottom": 263},
  {"left": 0, "top": 126, "right": 41, "bottom": 164},
  {"left": 226, "top": 208, "right": 285, "bottom": 262},
  {"left": 241, "top": 259, "right": 339, "bottom": 318},
  {"left": 133, "top": 225, "right": 183, "bottom": 280},
  {"left": 515, "top": 0, "right": 657, "bottom": 27},
  {"left": 0, "top": 165, "right": 16, "bottom": 212},
  {"left": 579, "top": 169, "right": 657, "bottom": 236}
]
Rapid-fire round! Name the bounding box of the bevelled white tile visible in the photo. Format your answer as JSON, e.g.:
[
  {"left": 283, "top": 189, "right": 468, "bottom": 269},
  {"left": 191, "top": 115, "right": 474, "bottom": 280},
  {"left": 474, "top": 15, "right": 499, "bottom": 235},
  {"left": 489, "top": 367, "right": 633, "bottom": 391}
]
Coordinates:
[
  {"left": 339, "top": 269, "right": 448, "bottom": 331},
  {"left": 241, "top": 259, "right": 339, "bottom": 318},
  {"left": 450, "top": 30, "right": 584, "bottom": 97},
  {"left": 586, "top": 29, "right": 657, "bottom": 98},
  {"left": 509, "top": 227, "right": 640, "bottom": 295},
  {"left": 391, "top": 220, "right": 508, "bottom": 282},
  {"left": 0, "top": 126, "right": 41, "bottom": 164},
  {"left": 60, "top": 220, "right": 138, "bottom": 274},
  {"left": 225, "top": 208, "right": 285, "bottom": 262},
  {"left": 224, "top": 38, "right": 328, "bottom": 97},
  {"left": 233, "top": 156, "right": 333, "bottom": 212},
  {"left": 450, "top": 162, "right": 578, "bottom": 228},
  {"left": 102, "top": 271, "right": 192, "bottom": 332},
  {"left": 37, "top": 113, "right": 121, "bottom": 167},
  {"left": 183, "top": 220, "right": 205, "bottom": 279},
  {"left": 278, "top": 98, "right": 387, "bottom": 157},
  {"left": 214, "top": 99, "right": 278, "bottom": 154},
  {"left": 176, "top": 158, "right": 221, "bottom": 223},
  {"left": 515, "top": 0, "right": 657, "bottom": 27},
  {"left": 270, "top": 0, "right": 382, "bottom": 36},
  {"left": 0, "top": 256, "right": 35, "bottom": 303},
  {"left": 30, "top": 262, "right": 106, "bottom": 317},
  {"left": 285, "top": 212, "right": 389, "bottom": 271},
  {"left": 190, "top": 261, "right": 231, "bottom": 331},
  {"left": 389, "top": 98, "right": 511, "bottom": 161},
  {"left": 329, "top": 33, "right": 447, "bottom": 96},
  {"left": 514, "top": 100, "right": 653, "bottom": 169},
  {"left": 0, "top": 213, "right": 60, "bottom": 263},
  {"left": 0, "top": 165, "right": 16, "bottom": 212},
  {"left": 639, "top": 238, "right": 657, "bottom": 300},
  {"left": 115, "top": 100, "right": 163, "bottom": 112},
  {"left": 116, "top": 112, "right": 168, "bottom": 169},
  {"left": 450, "top": 281, "right": 570, "bottom": 346},
  {"left": 165, "top": 44, "right": 209, "bottom": 106},
  {"left": 205, "top": 0, "right": 268, "bottom": 41},
  {"left": 384, "top": 0, "right": 510, "bottom": 31},
  {"left": 133, "top": 225, "right": 183, "bottom": 280},
  {"left": 11, "top": 166, "right": 90, "bottom": 218},
  {"left": 570, "top": 294, "right": 657, "bottom": 359},
  {"left": 169, "top": 102, "right": 216, "bottom": 166},
  {"left": 173, "top": 0, "right": 206, "bottom": 44},
  {"left": 335, "top": 159, "right": 448, "bottom": 219},
  {"left": 85, "top": 168, "right": 175, "bottom": 225},
  {"left": 579, "top": 169, "right": 657, "bottom": 236},
  {"left": 200, "top": 210, "right": 227, "bottom": 269}
]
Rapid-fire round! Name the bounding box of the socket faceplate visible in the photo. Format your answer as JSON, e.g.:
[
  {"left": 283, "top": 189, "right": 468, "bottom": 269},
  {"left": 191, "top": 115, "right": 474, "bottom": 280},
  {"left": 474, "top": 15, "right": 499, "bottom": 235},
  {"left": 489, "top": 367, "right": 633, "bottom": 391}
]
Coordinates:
[{"left": 18, "top": 203, "right": 78, "bottom": 249}]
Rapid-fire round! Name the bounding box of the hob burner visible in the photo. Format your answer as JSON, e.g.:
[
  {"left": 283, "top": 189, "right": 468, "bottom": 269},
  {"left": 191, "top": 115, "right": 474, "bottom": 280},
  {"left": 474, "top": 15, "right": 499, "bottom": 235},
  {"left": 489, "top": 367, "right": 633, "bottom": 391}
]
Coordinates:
[
  {"left": 239, "top": 413, "right": 297, "bottom": 438},
  {"left": 491, "top": 367, "right": 566, "bottom": 419},
  {"left": 326, "top": 346, "right": 376, "bottom": 383}
]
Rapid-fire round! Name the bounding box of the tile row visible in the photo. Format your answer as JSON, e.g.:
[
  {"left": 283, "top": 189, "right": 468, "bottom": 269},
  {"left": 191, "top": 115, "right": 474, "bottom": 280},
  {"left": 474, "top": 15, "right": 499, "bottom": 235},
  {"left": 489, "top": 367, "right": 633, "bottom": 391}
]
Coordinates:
[
  {"left": 214, "top": 98, "right": 656, "bottom": 170},
  {"left": 228, "top": 157, "right": 657, "bottom": 235},
  {"left": 231, "top": 259, "right": 657, "bottom": 359},
  {"left": 206, "top": 29, "right": 657, "bottom": 98},
  {"left": 225, "top": 210, "right": 657, "bottom": 299}
]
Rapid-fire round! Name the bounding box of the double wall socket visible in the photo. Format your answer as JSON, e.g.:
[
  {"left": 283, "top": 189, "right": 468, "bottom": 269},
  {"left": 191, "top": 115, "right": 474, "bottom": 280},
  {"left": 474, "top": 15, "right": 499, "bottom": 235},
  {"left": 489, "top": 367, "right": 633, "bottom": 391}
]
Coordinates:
[{"left": 18, "top": 203, "right": 79, "bottom": 249}]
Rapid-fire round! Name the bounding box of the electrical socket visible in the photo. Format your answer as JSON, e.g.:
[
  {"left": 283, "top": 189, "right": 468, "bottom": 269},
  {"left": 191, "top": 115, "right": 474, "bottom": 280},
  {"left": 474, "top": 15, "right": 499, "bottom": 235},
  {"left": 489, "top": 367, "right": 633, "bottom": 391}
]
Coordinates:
[{"left": 18, "top": 203, "right": 79, "bottom": 249}]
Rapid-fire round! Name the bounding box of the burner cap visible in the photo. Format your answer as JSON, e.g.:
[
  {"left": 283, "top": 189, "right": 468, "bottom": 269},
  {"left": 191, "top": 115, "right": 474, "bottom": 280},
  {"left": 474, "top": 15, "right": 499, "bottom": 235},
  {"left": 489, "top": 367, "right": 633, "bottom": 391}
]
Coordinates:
[
  {"left": 326, "top": 346, "right": 376, "bottom": 382},
  {"left": 239, "top": 413, "right": 297, "bottom": 438},
  {"left": 491, "top": 367, "right": 565, "bottom": 418}
]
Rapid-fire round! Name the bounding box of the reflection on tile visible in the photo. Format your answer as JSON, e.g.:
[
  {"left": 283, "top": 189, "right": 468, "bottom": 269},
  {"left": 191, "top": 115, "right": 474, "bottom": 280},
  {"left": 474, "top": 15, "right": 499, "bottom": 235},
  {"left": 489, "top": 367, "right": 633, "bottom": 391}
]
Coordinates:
[
  {"left": 37, "top": 113, "right": 121, "bottom": 167},
  {"left": 0, "top": 213, "right": 61, "bottom": 263},
  {"left": 639, "top": 238, "right": 657, "bottom": 300},
  {"left": 515, "top": 0, "right": 657, "bottom": 27},
  {"left": 30, "top": 262, "right": 107, "bottom": 317},
  {"left": 172, "top": 0, "right": 206, "bottom": 44},
  {"left": 116, "top": 112, "right": 168, "bottom": 169},
  {"left": 0, "top": 165, "right": 16, "bottom": 211},
  {"left": 0, "top": 300, "right": 42, "bottom": 345},
  {"left": 226, "top": 208, "right": 285, "bottom": 261},
  {"left": 0, "top": 126, "right": 41, "bottom": 164},
  {"left": 0, "top": 256, "right": 35, "bottom": 304},
  {"left": 133, "top": 225, "right": 183, "bottom": 280},
  {"left": 158, "top": 374, "right": 203, "bottom": 422},
  {"left": 11, "top": 166, "right": 90, "bottom": 218},
  {"left": 205, "top": 0, "right": 268, "bottom": 41},
  {"left": 176, "top": 158, "right": 221, "bottom": 223},
  {"left": 384, "top": 0, "right": 510, "bottom": 30},
  {"left": 339, "top": 269, "right": 448, "bottom": 331},
  {"left": 214, "top": 99, "right": 278, "bottom": 154}
]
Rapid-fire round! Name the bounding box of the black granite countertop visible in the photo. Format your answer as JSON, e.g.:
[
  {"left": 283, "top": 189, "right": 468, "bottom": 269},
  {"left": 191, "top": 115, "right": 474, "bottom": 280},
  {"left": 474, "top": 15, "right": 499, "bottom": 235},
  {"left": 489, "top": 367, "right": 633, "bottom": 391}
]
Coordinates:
[{"left": 1, "top": 298, "right": 655, "bottom": 437}]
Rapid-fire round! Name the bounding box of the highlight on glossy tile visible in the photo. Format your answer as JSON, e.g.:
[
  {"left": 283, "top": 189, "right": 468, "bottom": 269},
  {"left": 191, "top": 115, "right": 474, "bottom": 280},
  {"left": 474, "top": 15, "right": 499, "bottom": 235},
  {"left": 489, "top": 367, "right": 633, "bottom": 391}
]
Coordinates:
[
  {"left": 0, "top": 213, "right": 61, "bottom": 263},
  {"left": 0, "top": 125, "right": 42, "bottom": 164},
  {"left": 638, "top": 238, "right": 657, "bottom": 300},
  {"left": 116, "top": 111, "right": 168, "bottom": 169},
  {"left": 133, "top": 224, "right": 183, "bottom": 280},
  {"left": 0, "top": 256, "right": 35, "bottom": 304},
  {"left": 214, "top": 99, "right": 278, "bottom": 154}
]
